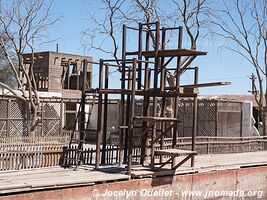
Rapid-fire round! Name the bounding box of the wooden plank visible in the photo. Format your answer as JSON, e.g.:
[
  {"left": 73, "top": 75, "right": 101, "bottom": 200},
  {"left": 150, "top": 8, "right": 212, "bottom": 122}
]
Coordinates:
[
  {"left": 150, "top": 124, "right": 176, "bottom": 145},
  {"left": 126, "top": 49, "right": 207, "bottom": 57},
  {"left": 0, "top": 183, "right": 31, "bottom": 194},
  {"left": 180, "top": 82, "right": 231, "bottom": 88},
  {"left": 133, "top": 116, "right": 182, "bottom": 122},
  {"left": 155, "top": 149, "right": 197, "bottom": 157},
  {"left": 131, "top": 168, "right": 175, "bottom": 178}
]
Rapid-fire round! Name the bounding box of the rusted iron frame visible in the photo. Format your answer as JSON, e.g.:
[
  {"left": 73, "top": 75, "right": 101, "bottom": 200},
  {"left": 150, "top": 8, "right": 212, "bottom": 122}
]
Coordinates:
[
  {"left": 124, "top": 68, "right": 132, "bottom": 163},
  {"left": 81, "top": 60, "right": 88, "bottom": 139},
  {"left": 140, "top": 25, "right": 151, "bottom": 165},
  {"left": 159, "top": 27, "right": 167, "bottom": 163},
  {"left": 148, "top": 27, "right": 181, "bottom": 32},
  {"left": 158, "top": 157, "right": 173, "bottom": 169},
  {"left": 160, "top": 26, "right": 182, "bottom": 75},
  {"left": 176, "top": 55, "right": 197, "bottom": 76},
  {"left": 101, "top": 63, "right": 109, "bottom": 164},
  {"left": 127, "top": 58, "right": 137, "bottom": 174},
  {"left": 240, "top": 103, "right": 243, "bottom": 137},
  {"left": 161, "top": 57, "right": 174, "bottom": 69},
  {"left": 139, "top": 124, "right": 154, "bottom": 137},
  {"left": 137, "top": 23, "right": 143, "bottom": 90},
  {"left": 151, "top": 21, "right": 160, "bottom": 170},
  {"left": 173, "top": 154, "right": 192, "bottom": 170},
  {"left": 166, "top": 82, "right": 231, "bottom": 90},
  {"left": 150, "top": 123, "right": 176, "bottom": 145},
  {"left": 67, "top": 61, "right": 71, "bottom": 90},
  {"left": 125, "top": 26, "right": 139, "bottom": 31},
  {"left": 95, "top": 59, "right": 103, "bottom": 169},
  {"left": 125, "top": 50, "right": 206, "bottom": 58},
  {"left": 191, "top": 67, "right": 199, "bottom": 167},
  {"left": 172, "top": 26, "right": 183, "bottom": 148},
  {"left": 125, "top": 22, "right": 156, "bottom": 32},
  {"left": 153, "top": 153, "right": 194, "bottom": 170},
  {"left": 119, "top": 25, "right": 127, "bottom": 166},
  {"left": 103, "top": 59, "right": 133, "bottom": 62}
]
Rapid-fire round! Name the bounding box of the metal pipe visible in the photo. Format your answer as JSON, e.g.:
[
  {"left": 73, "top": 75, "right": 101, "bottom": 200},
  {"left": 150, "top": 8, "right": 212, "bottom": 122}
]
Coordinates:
[
  {"left": 79, "top": 59, "right": 87, "bottom": 144},
  {"left": 138, "top": 23, "right": 143, "bottom": 89},
  {"left": 95, "top": 59, "right": 103, "bottom": 169},
  {"left": 127, "top": 58, "right": 137, "bottom": 174},
  {"left": 172, "top": 26, "right": 183, "bottom": 148},
  {"left": 124, "top": 68, "right": 132, "bottom": 163},
  {"left": 160, "top": 27, "right": 166, "bottom": 91},
  {"left": 101, "top": 63, "right": 109, "bottom": 164},
  {"left": 119, "top": 24, "right": 127, "bottom": 166},
  {"left": 151, "top": 20, "right": 160, "bottom": 169},
  {"left": 191, "top": 66, "right": 199, "bottom": 167},
  {"left": 140, "top": 27, "right": 151, "bottom": 165},
  {"left": 125, "top": 26, "right": 139, "bottom": 31}
]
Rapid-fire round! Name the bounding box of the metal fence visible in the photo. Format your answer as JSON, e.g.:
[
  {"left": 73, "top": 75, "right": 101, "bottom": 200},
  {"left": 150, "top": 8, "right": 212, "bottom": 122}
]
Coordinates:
[{"left": 177, "top": 99, "right": 242, "bottom": 137}]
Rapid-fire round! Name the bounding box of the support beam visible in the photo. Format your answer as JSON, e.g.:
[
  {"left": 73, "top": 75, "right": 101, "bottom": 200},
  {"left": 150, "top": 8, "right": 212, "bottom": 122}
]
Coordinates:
[
  {"left": 95, "top": 59, "right": 103, "bottom": 169},
  {"left": 191, "top": 67, "right": 199, "bottom": 167}
]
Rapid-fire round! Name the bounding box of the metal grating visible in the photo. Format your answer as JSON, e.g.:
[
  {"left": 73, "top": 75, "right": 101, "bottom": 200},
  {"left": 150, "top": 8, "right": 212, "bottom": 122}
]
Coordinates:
[
  {"left": 41, "top": 102, "right": 62, "bottom": 137},
  {"left": 0, "top": 101, "right": 7, "bottom": 118},
  {"left": 177, "top": 99, "right": 217, "bottom": 137},
  {"left": 9, "top": 101, "right": 27, "bottom": 137},
  {"left": 0, "top": 98, "right": 63, "bottom": 138},
  {"left": 197, "top": 101, "right": 216, "bottom": 137}
]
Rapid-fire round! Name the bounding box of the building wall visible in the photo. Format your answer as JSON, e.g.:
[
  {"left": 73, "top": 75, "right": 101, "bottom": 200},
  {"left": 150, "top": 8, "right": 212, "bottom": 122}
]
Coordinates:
[
  {"left": 48, "top": 52, "right": 92, "bottom": 93},
  {"left": 217, "top": 101, "right": 259, "bottom": 137},
  {"left": 217, "top": 112, "right": 241, "bottom": 137},
  {"left": 86, "top": 101, "right": 120, "bottom": 141},
  {"left": 23, "top": 51, "right": 93, "bottom": 94},
  {"left": 1, "top": 166, "right": 266, "bottom": 200}
]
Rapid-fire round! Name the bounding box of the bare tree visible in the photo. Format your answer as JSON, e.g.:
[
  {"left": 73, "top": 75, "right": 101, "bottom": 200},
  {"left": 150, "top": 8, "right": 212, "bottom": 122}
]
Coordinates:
[
  {"left": 81, "top": 0, "right": 173, "bottom": 61},
  {"left": 172, "top": 0, "right": 211, "bottom": 50},
  {"left": 0, "top": 36, "right": 17, "bottom": 88},
  {"left": 211, "top": 0, "right": 267, "bottom": 135},
  {"left": 0, "top": 0, "right": 58, "bottom": 135},
  {"left": 0, "top": 66, "right": 17, "bottom": 89}
]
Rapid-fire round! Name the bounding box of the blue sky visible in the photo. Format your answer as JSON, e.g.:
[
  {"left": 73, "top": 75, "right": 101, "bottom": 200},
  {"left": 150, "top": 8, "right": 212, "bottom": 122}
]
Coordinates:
[{"left": 37, "top": 0, "right": 255, "bottom": 95}]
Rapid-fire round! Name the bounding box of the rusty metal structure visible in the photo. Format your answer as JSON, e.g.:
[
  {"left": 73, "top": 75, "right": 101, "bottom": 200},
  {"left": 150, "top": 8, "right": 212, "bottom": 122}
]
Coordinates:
[{"left": 67, "top": 21, "right": 229, "bottom": 174}]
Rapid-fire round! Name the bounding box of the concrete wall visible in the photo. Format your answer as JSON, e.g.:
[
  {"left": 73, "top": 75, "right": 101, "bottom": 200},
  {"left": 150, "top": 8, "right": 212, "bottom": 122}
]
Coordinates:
[
  {"left": 217, "top": 101, "right": 259, "bottom": 137},
  {"left": 2, "top": 166, "right": 267, "bottom": 200},
  {"left": 217, "top": 111, "right": 241, "bottom": 137},
  {"left": 86, "top": 101, "right": 120, "bottom": 141},
  {"left": 242, "top": 101, "right": 260, "bottom": 137}
]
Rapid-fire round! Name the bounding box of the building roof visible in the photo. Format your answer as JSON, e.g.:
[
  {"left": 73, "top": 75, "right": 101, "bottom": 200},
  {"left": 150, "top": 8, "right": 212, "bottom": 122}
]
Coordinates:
[
  {"left": 199, "top": 95, "right": 265, "bottom": 107},
  {"left": 22, "top": 51, "right": 92, "bottom": 59}
]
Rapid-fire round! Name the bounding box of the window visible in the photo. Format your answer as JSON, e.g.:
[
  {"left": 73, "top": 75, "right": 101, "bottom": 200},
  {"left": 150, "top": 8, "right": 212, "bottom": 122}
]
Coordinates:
[
  {"left": 64, "top": 102, "right": 77, "bottom": 130},
  {"left": 62, "top": 63, "right": 91, "bottom": 90}
]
